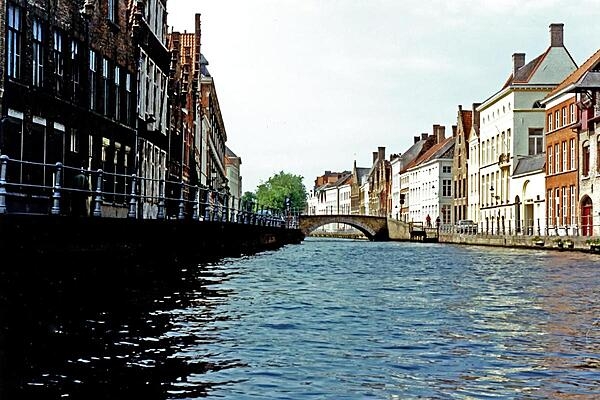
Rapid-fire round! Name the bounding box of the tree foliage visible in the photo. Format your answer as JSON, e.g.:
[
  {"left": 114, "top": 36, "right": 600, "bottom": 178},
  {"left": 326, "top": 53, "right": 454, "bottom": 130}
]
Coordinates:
[{"left": 255, "top": 171, "right": 307, "bottom": 212}]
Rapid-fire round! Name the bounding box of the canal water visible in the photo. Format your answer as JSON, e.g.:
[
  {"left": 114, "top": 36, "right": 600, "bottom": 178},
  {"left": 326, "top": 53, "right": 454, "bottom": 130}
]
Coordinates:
[{"left": 1, "top": 238, "right": 599, "bottom": 399}]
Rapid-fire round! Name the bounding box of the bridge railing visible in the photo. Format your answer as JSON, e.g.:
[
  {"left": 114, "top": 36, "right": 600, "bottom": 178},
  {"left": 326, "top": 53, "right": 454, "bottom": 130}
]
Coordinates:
[{"left": 0, "top": 155, "right": 300, "bottom": 228}]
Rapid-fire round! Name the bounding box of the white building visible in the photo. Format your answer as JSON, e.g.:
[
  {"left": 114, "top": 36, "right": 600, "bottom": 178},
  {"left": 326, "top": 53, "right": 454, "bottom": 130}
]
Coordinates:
[
  {"left": 404, "top": 128, "right": 455, "bottom": 225},
  {"left": 475, "top": 23, "right": 577, "bottom": 233}
]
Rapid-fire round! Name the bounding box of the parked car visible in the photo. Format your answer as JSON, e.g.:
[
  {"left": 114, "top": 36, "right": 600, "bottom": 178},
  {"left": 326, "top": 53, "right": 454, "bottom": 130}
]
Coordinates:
[{"left": 456, "top": 219, "right": 477, "bottom": 234}]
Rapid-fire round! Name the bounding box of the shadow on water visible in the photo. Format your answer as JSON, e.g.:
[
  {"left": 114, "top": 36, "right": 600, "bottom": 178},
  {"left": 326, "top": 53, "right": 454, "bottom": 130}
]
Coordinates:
[{"left": 0, "top": 255, "right": 242, "bottom": 399}]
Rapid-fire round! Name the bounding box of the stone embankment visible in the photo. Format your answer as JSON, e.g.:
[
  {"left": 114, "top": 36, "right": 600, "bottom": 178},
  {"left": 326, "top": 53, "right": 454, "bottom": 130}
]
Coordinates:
[{"left": 388, "top": 218, "right": 600, "bottom": 253}]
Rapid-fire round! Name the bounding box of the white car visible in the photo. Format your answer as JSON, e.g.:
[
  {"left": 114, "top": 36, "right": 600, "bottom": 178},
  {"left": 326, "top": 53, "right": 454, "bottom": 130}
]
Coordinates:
[{"left": 457, "top": 219, "right": 477, "bottom": 234}]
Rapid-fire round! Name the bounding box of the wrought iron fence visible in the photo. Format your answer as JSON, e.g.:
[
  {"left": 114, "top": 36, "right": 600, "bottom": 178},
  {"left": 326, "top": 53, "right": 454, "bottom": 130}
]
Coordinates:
[
  {"left": 439, "top": 215, "right": 597, "bottom": 238},
  {"left": 0, "top": 155, "right": 299, "bottom": 229}
]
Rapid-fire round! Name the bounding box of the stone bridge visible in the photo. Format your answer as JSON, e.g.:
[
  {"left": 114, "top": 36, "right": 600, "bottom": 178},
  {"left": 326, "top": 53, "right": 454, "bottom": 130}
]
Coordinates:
[{"left": 298, "top": 214, "right": 389, "bottom": 241}]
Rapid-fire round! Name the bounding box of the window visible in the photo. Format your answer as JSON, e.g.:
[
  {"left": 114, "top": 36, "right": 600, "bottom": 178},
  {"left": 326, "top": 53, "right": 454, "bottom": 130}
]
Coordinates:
[
  {"left": 89, "top": 50, "right": 97, "bottom": 110},
  {"left": 548, "top": 146, "right": 553, "bottom": 174},
  {"left": 570, "top": 103, "right": 575, "bottom": 123},
  {"left": 562, "top": 187, "right": 567, "bottom": 226},
  {"left": 70, "top": 128, "right": 79, "bottom": 153},
  {"left": 562, "top": 141, "right": 567, "bottom": 172},
  {"left": 53, "top": 30, "right": 63, "bottom": 93},
  {"left": 555, "top": 144, "right": 559, "bottom": 173},
  {"left": 442, "top": 166, "right": 451, "bottom": 173},
  {"left": 570, "top": 186, "right": 576, "bottom": 225},
  {"left": 108, "top": 0, "right": 117, "bottom": 23},
  {"left": 114, "top": 66, "right": 121, "bottom": 120},
  {"left": 570, "top": 139, "right": 575, "bottom": 170},
  {"left": 32, "top": 19, "right": 44, "bottom": 87},
  {"left": 442, "top": 179, "right": 451, "bottom": 197},
  {"left": 507, "top": 129, "right": 511, "bottom": 151},
  {"left": 548, "top": 113, "right": 553, "bottom": 131},
  {"left": 555, "top": 188, "right": 560, "bottom": 222},
  {"left": 547, "top": 189, "right": 553, "bottom": 225},
  {"left": 555, "top": 110, "right": 560, "bottom": 128},
  {"left": 597, "top": 136, "right": 600, "bottom": 172},
  {"left": 71, "top": 40, "right": 80, "bottom": 99},
  {"left": 7, "top": 4, "right": 22, "bottom": 79},
  {"left": 528, "top": 128, "right": 543, "bottom": 155},
  {"left": 102, "top": 58, "right": 110, "bottom": 115},
  {"left": 125, "top": 73, "right": 132, "bottom": 124},
  {"left": 582, "top": 141, "right": 590, "bottom": 176},
  {"left": 562, "top": 107, "right": 567, "bottom": 127}
]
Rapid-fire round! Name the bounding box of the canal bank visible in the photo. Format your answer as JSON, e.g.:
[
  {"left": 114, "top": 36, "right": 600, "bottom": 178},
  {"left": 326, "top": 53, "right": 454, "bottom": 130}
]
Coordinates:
[
  {"left": 0, "top": 214, "right": 305, "bottom": 264},
  {"left": 387, "top": 218, "right": 600, "bottom": 253}
]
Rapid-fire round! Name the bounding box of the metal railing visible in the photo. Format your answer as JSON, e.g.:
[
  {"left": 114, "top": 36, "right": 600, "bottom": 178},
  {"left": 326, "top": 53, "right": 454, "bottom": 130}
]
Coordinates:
[
  {"left": 0, "top": 155, "right": 299, "bottom": 229},
  {"left": 438, "top": 216, "right": 598, "bottom": 238}
]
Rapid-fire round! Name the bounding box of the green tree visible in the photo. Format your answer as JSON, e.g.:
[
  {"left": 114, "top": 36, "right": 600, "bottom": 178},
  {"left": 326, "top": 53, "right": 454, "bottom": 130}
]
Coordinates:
[
  {"left": 255, "top": 171, "right": 307, "bottom": 213},
  {"left": 241, "top": 191, "right": 257, "bottom": 211}
]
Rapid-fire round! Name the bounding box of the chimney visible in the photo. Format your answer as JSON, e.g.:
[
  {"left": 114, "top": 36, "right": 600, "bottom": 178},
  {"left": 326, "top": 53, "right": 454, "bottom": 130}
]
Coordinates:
[
  {"left": 421, "top": 133, "right": 428, "bottom": 140},
  {"left": 513, "top": 53, "right": 525, "bottom": 77},
  {"left": 373, "top": 152, "right": 378, "bottom": 163},
  {"left": 433, "top": 124, "right": 445, "bottom": 143},
  {"left": 378, "top": 146, "right": 385, "bottom": 162},
  {"left": 550, "top": 23, "right": 564, "bottom": 47},
  {"left": 472, "top": 102, "right": 481, "bottom": 130},
  {"left": 452, "top": 125, "right": 457, "bottom": 137},
  {"left": 414, "top": 136, "right": 420, "bottom": 144}
]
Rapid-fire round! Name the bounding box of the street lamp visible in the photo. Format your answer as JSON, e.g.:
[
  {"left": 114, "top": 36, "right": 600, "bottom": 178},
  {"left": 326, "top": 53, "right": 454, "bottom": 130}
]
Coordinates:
[
  {"left": 490, "top": 185, "right": 500, "bottom": 204},
  {"left": 210, "top": 168, "right": 217, "bottom": 189}
]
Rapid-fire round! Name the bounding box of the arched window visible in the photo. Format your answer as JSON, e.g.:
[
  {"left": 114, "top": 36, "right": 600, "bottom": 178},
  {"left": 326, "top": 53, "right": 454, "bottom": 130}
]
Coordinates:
[{"left": 582, "top": 141, "right": 590, "bottom": 176}]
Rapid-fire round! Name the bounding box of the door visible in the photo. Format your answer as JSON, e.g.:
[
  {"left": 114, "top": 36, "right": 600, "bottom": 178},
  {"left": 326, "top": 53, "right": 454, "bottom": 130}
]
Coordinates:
[
  {"left": 514, "top": 196, "right": 521, "bottom": 233},
  {"left": 581, "top": 197, "right": 593, "bottom": 236}
]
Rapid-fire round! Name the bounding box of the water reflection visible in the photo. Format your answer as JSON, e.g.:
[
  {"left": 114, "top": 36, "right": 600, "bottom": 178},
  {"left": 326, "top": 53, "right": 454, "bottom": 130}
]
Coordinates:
[
  {"left": 0, "top": 257, "right": 242, "bottom": 399},
  {"left": 1, "top": 242, "right": 599, "bottom": 399}
]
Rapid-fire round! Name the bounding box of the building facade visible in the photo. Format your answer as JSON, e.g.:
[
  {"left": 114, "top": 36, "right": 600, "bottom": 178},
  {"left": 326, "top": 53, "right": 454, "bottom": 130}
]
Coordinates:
[
  {"left": 476, "top": 23, "right": 577, "bottom": 233},
  {"left": 1, "top": 0, "right": 139, "bottom": 215},
  {"left": 451, "top": 104, "right": 476, "bottom": 224}
]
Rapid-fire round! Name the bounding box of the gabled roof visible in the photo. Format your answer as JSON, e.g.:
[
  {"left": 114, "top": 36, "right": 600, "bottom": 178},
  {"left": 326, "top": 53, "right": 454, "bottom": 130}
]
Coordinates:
[
  {"left": 397, "top": 137, "right": 433, "bottom": 174},
  {"left": 458, "top": 109, "right": 473, "bottom": 141},
  {"left": 405, "top": 137, "right": 455, "bottom": 171},
  {"left": 546, "top": 48, "right": 600, "bottom": 98},
  {"left": 354, "top": 167, "right": 370, "bottom": 181},
  {"left": 225, "top": 147, "right": 238, "bottom": 158},
  {"left": 513, "top": 153, "right": 545, "bottom": 176},
  {"left": 200, "top": 54, "right": 211, "bottom": 77},
  {"left": 502, "top": 53, "right": 546, "bottom": 89}
]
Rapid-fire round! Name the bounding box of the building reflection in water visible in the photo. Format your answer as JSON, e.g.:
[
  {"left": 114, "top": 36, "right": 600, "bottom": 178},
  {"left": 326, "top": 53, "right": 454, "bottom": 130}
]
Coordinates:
[
  {"left": 0, "top": 257, "right": 244, "bottom": 399},
  {"left": 532, "top": 252, "right": 600, "bottom": 399}
]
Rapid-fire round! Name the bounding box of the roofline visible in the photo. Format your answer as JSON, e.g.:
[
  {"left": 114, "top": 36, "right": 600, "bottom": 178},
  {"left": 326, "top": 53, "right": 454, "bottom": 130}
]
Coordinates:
[
  {"left": 477, "top": 84, "right": 556, "bottom": 111},
  {"left": 540, "top": 84, "right": 577, "bottom": 105}
]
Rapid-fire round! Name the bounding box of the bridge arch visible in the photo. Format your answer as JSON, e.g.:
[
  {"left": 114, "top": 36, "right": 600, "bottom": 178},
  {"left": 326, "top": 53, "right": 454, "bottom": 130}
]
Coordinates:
[{"left": 298, "top": 215, "right": 388, "bottom": 241}]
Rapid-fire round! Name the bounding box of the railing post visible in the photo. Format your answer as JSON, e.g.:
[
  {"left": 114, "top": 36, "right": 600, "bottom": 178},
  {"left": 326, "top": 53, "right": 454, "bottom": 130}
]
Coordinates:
[
  {"left": 157, "top": 179, "right": 165, "bottom": 220},
  {"left": 192, "top": 185, "right": 199, "bottom": 220},
  {"left": 178, "top": 181, "right": 185, "bottom": 220},
  {"left": 128, "top": 174, "right": 137, "bottom": 219},
  {"left": 204, "top": 190, "right": 211, "bottom": 220},
  {"left": 222, "top": 192, "right": 228, "bottom": 222},
  {"left": 51, "top": 162, "right": 63, "bottom": 215},
  {"left": 501, "top": 215, "right": 505, "bottom": 235},
  {"left": 0, "top": 155, "right": 8, "bottom": 214},
  {"left": 92, "top": 170, "right": 103, "bottom": 217},
  {"left": 537, "top": 218, "right": 541, "bottom": 236}
]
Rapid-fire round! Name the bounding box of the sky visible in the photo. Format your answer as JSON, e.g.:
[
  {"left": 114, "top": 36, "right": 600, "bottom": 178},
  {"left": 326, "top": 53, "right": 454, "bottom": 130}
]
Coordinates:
[{"left": 167, "top": 0, "right": 600, "bottom": 193}]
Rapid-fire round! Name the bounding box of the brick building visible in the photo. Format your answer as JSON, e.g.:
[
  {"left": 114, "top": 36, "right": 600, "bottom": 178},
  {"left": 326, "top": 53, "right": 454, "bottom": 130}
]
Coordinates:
[
  {"left": 563, "top": 49, "right": 600, "bottom": 236},
  {"left": 452, "top": 104, "right": 477, "bottom": 224},
  {"left": 1, "top": 0, "right": 139, "bottom": 215}
]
